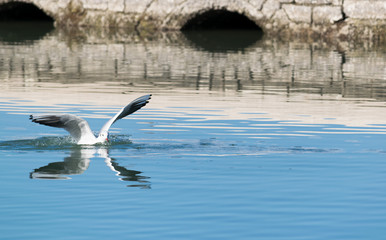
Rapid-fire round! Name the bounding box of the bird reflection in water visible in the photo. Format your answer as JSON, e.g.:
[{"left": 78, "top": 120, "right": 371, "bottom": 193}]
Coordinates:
[{"left": 30, "top": 147, "right": 151, "bottom": 189}]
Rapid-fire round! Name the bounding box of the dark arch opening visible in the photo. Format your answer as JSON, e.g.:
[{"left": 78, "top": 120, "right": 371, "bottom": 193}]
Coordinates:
[
  {"left": 181, "top": 10, "right": 263, "bottom": 52},
  {"left": 0, "top": 2, "right": 54, "bottom": 43},
  {"left": 0, "top": 2, "right": 54, "bottom": 21},
  {"left": 181, "top": 9, "right": 262, "bottom": 30}
]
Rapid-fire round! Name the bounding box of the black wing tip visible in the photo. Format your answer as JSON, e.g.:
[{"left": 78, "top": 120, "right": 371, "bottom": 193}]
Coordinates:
[
  {"left": 139, "top": 94, "right": 152, "bottom": 104},
  {"left": 29, "top": 115, "right": 37, "bottom": 122},
  {"left": 29, "top": 114, "right": 64, "bottom": 127}
]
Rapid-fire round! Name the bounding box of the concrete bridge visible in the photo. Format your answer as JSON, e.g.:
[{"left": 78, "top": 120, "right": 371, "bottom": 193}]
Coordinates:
[{"left": 0, "top": 0, "right": 385, "bottom": 41}]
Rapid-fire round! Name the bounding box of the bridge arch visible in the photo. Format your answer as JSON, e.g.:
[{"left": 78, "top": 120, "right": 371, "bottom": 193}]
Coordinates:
[
  {"left": 181, "top": 9, "right": 263, "bottom": 30},
  {"left": 161, "top": 1, "right": 266, "bottom": 32},
  {"left": 0, "top": 0, "right": 55, "bottom": 21}
]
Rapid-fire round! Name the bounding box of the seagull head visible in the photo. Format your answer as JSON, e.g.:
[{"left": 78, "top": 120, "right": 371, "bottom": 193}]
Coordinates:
[{"left": 97, "top": 131, "right": 109, "bottom": 143}]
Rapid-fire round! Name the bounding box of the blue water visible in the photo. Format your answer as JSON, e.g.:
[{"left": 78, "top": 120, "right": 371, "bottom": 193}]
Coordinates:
[
  {"left": 1, "top": 24, "right": 386, "bottom": 239},
  {"left": 1, "top": 104, "right": 386, "bottom": 240}
]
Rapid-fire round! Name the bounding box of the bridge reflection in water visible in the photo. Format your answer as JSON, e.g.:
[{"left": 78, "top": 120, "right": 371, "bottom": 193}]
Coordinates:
[
  {"left": 0, "top": 24, "right": 385, "bottom": 128},
  {"left": 0, "top": 25, "right": 385, "bottom": 101}
]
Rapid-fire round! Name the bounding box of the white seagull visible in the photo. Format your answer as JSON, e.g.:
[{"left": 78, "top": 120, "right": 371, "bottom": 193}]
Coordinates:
[{"left": 30, "top": 94, "right": 151, "bottom": 145}]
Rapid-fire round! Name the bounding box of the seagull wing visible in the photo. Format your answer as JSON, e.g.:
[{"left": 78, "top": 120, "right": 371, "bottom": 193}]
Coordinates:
[
  {"left": 99, "top": 94, "right": 152, "bottom": 134},
  {"left": 30, "top": 113, "right": 96, "bottom": 143}
]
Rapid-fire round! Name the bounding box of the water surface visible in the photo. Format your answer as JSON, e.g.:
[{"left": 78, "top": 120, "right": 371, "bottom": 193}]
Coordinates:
[{"left": 0, "top": 23, "right": 386, "bottom": 240}]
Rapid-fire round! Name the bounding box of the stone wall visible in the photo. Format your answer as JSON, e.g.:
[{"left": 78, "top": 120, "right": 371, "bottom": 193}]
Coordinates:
[{"left": 0, "top": 0, "right": 385, "bottom": 41}]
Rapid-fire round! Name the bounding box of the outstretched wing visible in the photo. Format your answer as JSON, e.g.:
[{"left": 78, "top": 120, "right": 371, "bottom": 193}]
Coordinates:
[
  {"left": 99, "top": 94, "right": 152, "bottom": 134},
  {"left": 30, "top": 113, "right": 95, "bottom": 143}
]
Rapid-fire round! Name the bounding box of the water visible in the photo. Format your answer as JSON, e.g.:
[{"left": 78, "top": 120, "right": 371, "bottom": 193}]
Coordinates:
[{"left": 1, "top": 22, "right": 386, "bottom": 240}]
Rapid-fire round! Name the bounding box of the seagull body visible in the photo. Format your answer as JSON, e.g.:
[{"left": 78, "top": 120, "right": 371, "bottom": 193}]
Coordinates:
[{"left": 30, "top": 94, "right": 151, "bottom": 145}]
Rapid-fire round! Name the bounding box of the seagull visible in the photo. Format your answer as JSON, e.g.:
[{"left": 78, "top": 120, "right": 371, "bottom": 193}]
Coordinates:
[{"left": 30, "top": 94, "right": 151, "bottom": 145}]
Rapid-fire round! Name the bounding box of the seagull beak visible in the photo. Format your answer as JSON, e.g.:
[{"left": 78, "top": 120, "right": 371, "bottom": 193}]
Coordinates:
[{"left": 106, "top": 138, "right": 109, "bottom": 142}]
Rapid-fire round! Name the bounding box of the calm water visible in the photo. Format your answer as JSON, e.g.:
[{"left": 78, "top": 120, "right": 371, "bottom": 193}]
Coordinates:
[{"left": 1, "top": 22, "right": 386, "bottom": 240}]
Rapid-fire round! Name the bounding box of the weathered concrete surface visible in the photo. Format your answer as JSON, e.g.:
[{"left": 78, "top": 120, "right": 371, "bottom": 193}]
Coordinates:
[
  {"left": 344, "top": 0, "right": 386, "bottom": 19},
  {"left": 0, "top": 0, "right": 385, "bottom": 42}
]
